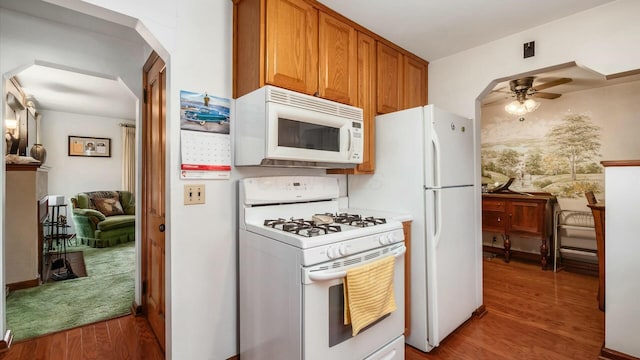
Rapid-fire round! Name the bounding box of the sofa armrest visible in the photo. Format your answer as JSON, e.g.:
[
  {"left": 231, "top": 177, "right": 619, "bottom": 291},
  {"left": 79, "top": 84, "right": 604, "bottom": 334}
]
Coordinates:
[{"left": 73, "top": 208, "right": 107, "bottom": 222}]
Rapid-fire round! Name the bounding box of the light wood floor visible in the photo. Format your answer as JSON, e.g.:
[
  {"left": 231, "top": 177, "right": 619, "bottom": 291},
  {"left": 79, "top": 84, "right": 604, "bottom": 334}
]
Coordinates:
[
  {"left": 0, "top": 315, "right": 163, "bottom": 360},
  {"left": 407, "top": 257, "right": 604, "bottom": 359},
  {"left": 0, "top": 257, "right": 602, "bottom": 359}
]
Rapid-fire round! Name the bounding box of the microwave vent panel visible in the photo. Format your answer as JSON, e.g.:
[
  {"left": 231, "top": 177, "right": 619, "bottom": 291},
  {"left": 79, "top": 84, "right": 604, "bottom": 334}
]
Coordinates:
[{"left": 266, "top": 87, "right": 363, "bottom": 122}]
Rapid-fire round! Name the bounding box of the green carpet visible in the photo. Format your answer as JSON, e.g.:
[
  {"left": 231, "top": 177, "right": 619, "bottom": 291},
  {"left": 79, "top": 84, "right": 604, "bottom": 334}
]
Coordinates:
[{"left": 6, "top": 241, "right": 135, "bottom": 341}]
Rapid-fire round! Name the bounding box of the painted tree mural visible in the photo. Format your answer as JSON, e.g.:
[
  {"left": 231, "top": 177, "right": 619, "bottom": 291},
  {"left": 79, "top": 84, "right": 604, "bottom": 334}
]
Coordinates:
[
  {"left": 481, "top": 112, "right": 604, "bottom": 198},
  {"left": 547, "top": 113, "right": 601, "bottom": 181}
]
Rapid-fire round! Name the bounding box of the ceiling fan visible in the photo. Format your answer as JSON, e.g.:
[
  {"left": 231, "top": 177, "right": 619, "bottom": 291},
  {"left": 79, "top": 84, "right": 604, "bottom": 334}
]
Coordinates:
[
  {"left": 509, "top": 76, "right": 572, "bottom": 100},
  {"left": 498, "top": 76, "right": 572, "bottom": 117}
]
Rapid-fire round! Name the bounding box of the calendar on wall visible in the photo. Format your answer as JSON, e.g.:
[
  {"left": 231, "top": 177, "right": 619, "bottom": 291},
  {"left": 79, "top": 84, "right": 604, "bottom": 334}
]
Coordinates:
[{"left": 179, "top": 90, "right": 231, "bottom": 180}]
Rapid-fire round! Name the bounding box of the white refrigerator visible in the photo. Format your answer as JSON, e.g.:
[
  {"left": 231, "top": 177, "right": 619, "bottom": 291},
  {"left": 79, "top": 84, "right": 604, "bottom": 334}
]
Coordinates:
[{"left": 348, "top": 105, "right": 478, "bottom": 352}]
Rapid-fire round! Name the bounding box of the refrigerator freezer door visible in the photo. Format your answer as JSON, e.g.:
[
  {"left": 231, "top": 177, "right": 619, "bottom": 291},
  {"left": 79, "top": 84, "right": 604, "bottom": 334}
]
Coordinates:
[
  {"left": 425, "top": 186, "right": 476, "bottom": 348},
  {"left": 424, "top": 105, "right": 475, "bottom": 188}
]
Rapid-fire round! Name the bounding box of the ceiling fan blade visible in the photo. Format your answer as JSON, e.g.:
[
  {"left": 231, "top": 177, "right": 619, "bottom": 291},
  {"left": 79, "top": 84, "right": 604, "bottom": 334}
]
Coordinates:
[
  {"left": 491, "top": 85, "right": 509, "bottom": 93},
  {"left": 482, "top": 98, "right": 507, "bottom": 106},
  {"left": 533, "top": 91, "right": 561, "bottom": 99},
  {"left": 532, "top": 77, "right": 572, "bottom": 91}
]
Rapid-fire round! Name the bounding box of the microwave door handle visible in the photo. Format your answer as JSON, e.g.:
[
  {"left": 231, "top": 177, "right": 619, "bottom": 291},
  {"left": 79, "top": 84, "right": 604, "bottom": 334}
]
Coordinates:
[
  {"left": 347, "top": 128, "right": 352, "bottom": 151},
  {"left": 307, "top": 246, "right": 406, "bottom": 282}
]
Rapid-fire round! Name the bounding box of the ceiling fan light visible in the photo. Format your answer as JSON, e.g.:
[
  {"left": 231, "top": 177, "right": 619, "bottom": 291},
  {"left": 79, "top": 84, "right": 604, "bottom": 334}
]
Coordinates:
[
  {"left": 505, "top": 101, "right": 528, "bottom": 116},
  {"left": 523, "top": 98, "right": 540, "bottom": 112}
]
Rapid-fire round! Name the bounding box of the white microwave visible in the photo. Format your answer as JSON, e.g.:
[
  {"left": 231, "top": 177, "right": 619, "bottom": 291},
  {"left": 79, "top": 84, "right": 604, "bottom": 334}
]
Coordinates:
[{"left": 235, "top": 86, "right": 364, "bottom": 168}]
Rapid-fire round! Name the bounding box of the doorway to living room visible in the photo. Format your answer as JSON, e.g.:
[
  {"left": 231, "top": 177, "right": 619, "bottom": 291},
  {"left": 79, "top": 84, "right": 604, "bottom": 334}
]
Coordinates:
[{"left": 1, "top": 0, "right": 151, "bottom": 342}]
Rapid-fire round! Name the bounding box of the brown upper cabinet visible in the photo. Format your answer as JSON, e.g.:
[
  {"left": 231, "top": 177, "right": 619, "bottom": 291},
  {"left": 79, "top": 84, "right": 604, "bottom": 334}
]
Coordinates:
[
  {"left": 376, "top": 42, "right": 404, "bottom": 114},
  {"left": 377, "top": 42, "right": 428, "bottom": 114},
  {"left": 318, "top": 12, "right": 358, "bottom": 105},
  {"left": 233, "top": 0, "right": 429, "bottom": 172},
  {"left": 265, "top": 0, "right": 318, "bottom": 96},
  {"left": 354, "top": 31, "right": 376, "bottom": 173},
  {"left": 403, "top": 54, "right": 428, "bottom": 109},
  {"left": 234, "top": 0, "right": 357, "bottom": 105}
]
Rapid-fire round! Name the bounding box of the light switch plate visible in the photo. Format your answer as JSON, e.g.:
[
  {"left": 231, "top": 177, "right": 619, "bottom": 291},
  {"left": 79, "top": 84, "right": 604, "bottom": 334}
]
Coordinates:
[{"left": 184, "top": 184, "right": 205, "bottom": 205}]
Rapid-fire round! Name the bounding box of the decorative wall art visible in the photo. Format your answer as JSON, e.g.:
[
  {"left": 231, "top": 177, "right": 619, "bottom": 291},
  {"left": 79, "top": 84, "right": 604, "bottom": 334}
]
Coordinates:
[
  {"left": 68, "top": 136, "right": 111, "bottom": 157},
  {"left": 179, "top": 90, "right": 231, "bottom": 180}
]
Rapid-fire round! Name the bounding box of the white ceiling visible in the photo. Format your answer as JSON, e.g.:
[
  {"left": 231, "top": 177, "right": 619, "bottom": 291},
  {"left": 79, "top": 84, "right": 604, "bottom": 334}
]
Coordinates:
[
  {"left": 482, "top": 64, "right": 640, "bottom": 107},
  {"left": 14, "top": 63, "right": 137, "bottom": 120},
  {"left": 4, "top": 0, "right": 620, "bottom": 120},
  {"left": 318, "top": 0, "right": 616, "bottom": 61},
  {"left": 2, "top": 0, "right": 142, "bottom": 121}
]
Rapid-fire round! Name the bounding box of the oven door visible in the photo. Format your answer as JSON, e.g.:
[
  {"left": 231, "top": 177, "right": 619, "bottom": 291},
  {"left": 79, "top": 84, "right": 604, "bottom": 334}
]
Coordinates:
[{"left": 302, "top": 244, "right": 405, "bottom": 360}]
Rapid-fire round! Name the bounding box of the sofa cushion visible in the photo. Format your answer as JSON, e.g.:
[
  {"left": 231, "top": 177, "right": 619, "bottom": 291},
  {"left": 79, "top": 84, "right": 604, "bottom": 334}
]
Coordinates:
[
  {"left": 97, "top": 215, "right": 135, "bottom": 231},
  {"left": 92, "top": 197, "right": 125, "bottom": 216},
  {"left": 86, "top": 191, "right": 120, "bottom": 209}
]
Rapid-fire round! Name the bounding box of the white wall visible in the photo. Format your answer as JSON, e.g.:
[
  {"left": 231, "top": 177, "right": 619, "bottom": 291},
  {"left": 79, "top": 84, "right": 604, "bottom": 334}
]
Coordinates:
[
  {"left": 41, "top": 109, "right": 133, "bottom": 232},
  {"left": 429, "top": 0, "right": 640, "bottom": 355},
  {"left": 605, "top": 164, "right": 640, "bottom": 357}
]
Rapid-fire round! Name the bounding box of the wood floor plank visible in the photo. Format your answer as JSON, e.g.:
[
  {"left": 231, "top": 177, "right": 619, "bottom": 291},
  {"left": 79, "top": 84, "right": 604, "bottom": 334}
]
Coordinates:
[
  {"left": 407, "top": 257, "right": 604, "bottom": 359},
  {"left": 94, "top": 322, "right": 113, "bottom": 360},
  {"left": 47, "top": 332, "right": 67, "bottom": 360},
  {"left": 66, "top": 328, "right": 83, "bottom": 360},
  {"left": 81, "top": 325, "right": 97, "bottom": 359},
  {"left": 16, "top": 340, "right": 36, "bottom": 360},
  {"left": 106, "top": 317, "right": 131, "bottom": 360}
]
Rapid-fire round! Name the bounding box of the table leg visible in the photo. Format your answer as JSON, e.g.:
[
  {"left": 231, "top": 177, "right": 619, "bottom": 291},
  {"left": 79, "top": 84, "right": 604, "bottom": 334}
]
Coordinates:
[
  {"left": 503, "top": 235, "right": 511, "bottom": 263},
  {"left": 540, "top": 238, "right": 548, "bottom": 270}
]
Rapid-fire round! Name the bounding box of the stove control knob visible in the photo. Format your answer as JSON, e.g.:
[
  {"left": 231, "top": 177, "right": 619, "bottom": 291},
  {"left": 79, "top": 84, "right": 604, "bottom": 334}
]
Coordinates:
[
  {"left": 327, "top": 246, "right": 339, "bottom": 259},
  {"left": 338, "top": 244, "right": 348, "bottom": 256},
  {"left": 386, "top": 233, "right": 395, "bottom": 243},
  {"left": 378, "top": 235, "right": 388, "bottom": 245}
]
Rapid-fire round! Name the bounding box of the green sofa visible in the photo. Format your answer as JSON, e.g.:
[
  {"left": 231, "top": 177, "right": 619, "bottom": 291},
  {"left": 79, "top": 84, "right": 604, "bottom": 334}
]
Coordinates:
[{"left": 70, "top": 191, "right": 135, "bottom": 248}]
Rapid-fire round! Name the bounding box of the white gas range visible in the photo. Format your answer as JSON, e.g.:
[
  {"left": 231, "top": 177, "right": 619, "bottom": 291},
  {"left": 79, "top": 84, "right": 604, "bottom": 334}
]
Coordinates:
[{"left": 239, "top": 176, "right": 405, "bottom": 360}]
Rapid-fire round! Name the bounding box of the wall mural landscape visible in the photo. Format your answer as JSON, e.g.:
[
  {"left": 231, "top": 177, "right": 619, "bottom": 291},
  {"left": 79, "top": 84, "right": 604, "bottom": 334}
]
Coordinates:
[
  {"left": 482, "top": 112, "right": 603, "bottom": 198},
  {"left": 482, "top": 77, "right": 640, "bottom": 204}
]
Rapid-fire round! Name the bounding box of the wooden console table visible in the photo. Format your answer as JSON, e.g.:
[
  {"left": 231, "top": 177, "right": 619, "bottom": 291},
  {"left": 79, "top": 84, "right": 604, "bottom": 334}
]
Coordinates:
[{"left": 482, "top": 192, "right": 556, "bottom": 270}]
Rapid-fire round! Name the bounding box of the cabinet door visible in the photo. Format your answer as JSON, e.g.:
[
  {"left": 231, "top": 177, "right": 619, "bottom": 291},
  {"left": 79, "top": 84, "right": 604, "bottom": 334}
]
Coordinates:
[
  {"left": 508, "top": 200, "right": 544, "bottom": 236},
  {"left": 482, "top": 199, "right": 506, "bottom": 233},
  {"left": 265, "top": 0, "right": 318, "bottom": 95},
  {"left": 355, "top": 31, "right": 376, "bottom": 173},
  {"left": 404, "top": 54, "right": 428, "bottom": 109},
  {"left": 376, "top": 42, "right": 403, "bottom": 114},
  {"left": 318, "top": 12, "right": 357, "bottom": 105}
]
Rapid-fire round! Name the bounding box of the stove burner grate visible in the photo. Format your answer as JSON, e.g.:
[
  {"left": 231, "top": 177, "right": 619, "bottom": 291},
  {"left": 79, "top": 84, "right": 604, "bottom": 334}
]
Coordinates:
[
  {"left": 264, "top": 218, "right": 342, "bottom": 237},
  {"left": 263, "top": 213, "right": 387, "bottom": 237}
]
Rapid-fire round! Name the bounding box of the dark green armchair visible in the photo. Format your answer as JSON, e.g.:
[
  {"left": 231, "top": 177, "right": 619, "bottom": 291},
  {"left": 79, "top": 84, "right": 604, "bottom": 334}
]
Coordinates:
[{"left": 70, "top": 191, "right": 135, "bottom": 248}]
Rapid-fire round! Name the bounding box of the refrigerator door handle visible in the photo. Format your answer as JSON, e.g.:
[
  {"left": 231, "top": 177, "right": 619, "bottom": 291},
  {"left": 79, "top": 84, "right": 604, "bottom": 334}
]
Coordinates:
[
  {"left": 433, "top": 190, "right": 442, "bottom": 249},
  {"left": 431, "top": 129, "right": 441, "bottom": 188}
]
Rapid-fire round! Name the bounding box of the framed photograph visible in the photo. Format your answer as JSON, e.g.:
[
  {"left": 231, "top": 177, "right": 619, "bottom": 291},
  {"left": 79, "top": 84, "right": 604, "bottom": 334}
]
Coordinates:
[{"left": 68, "top": 136, "right": 111, "bottom": 157}]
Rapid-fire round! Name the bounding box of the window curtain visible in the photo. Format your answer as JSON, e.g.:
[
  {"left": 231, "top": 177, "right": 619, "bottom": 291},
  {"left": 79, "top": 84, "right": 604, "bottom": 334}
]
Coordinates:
[{"left": 122, "top": 125, "right": 136, "bottom": 194}]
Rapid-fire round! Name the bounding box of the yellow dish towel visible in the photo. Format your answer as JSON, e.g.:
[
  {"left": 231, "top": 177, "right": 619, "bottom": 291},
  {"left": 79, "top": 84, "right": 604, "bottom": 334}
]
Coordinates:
[{"left": 343, "top": 255, "right": 396, "bottom": 336}]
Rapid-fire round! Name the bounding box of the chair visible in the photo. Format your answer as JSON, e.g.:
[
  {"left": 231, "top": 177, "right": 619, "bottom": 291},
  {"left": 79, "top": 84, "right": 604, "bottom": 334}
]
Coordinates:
[{"left": 585, "top": 191, "right": 605, "bottom": 311}]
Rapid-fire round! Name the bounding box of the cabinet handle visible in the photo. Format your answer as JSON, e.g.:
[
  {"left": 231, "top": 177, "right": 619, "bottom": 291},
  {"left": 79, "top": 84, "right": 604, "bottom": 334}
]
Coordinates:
[
  {"left": 497, "top": 217, "right": 501, "bottom": 222},
  {"left": 159, "top": 224, "right": 165, "bottom": 232}
]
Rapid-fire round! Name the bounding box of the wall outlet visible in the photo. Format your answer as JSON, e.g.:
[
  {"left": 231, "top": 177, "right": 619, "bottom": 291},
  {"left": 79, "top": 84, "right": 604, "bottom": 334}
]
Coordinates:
[{"left": 184, "top": 184, "right": 205, "bottom": 205}]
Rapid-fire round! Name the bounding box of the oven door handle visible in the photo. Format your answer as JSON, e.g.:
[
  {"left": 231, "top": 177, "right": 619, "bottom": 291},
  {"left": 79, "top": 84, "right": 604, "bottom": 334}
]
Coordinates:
[
  {"left": 380, "top": 349, "right": 397, "bottom": 360},
  {"left": 308, "top": 245, "right": 406, "bottom": 282}
]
